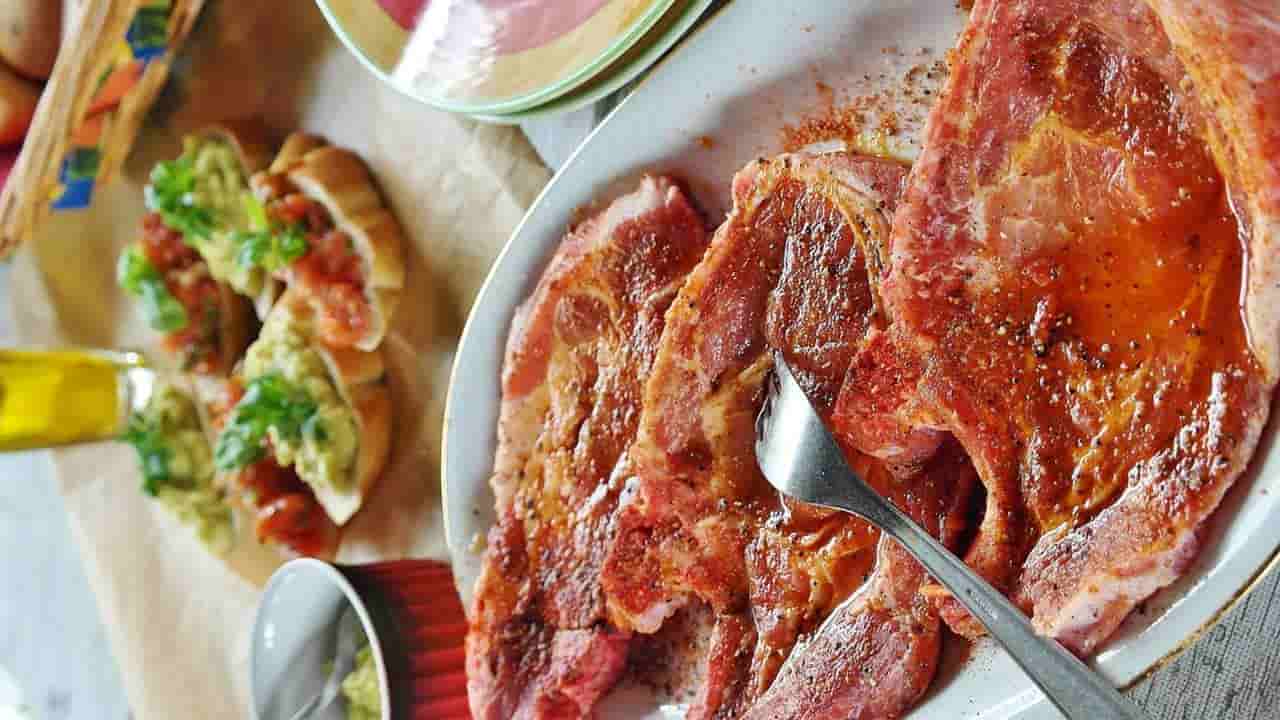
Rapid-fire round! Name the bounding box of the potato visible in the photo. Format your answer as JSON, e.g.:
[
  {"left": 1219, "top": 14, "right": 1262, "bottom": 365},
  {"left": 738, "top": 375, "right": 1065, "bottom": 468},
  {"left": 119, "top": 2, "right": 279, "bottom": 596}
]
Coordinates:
[
  {"left": 0, "top": 0, "right": 63, "bottom": 80},
  {"left": 0, "top": 62, "right": 39, "bottom": 145}
]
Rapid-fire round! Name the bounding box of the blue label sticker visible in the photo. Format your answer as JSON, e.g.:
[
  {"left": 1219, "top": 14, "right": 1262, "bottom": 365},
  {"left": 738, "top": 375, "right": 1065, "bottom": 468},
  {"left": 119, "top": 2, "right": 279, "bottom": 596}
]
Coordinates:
[
  {"left": 125, "top": 5, "right": 170, "bottom": 62},
  {"left": 50, "top": 148, "right": 103, "bottom": 210},
  {"left": 53, "top": 2, "right": 174, "bottom": 213}
]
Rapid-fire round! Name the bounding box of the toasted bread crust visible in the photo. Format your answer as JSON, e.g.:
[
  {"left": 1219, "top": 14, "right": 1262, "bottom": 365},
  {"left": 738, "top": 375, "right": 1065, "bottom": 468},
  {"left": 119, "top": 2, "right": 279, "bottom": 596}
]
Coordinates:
[
  {"left": 268, "top": 289, "right": 393, "bottom": 525},
  {"left": 265, "top": 133, "right": 407, "bottom": 351},
  {"left": 345, "top": 379, "right": 393, "bottom": 520},
  {"left": 269, "top": 132, "right": 327, "bottom": 174},
  {"left": 319, "top": 341, "right": 387, "bottom": 388},
  {"left": 211, "top": 281, "right": 254, "bottom": 376}
]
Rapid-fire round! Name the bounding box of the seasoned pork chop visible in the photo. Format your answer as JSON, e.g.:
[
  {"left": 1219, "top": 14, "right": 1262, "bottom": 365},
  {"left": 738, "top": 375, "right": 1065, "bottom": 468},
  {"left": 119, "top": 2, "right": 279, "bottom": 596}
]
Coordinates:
[
  {"left": 881, "top": 0, "right": 1280, "bottom": 653},
  {"left": 743, "top": 440, "right": 976, "bottom": 720},
  {"left": 601, "top": 153, "right": 976, "bottom": 717},
  {"left": 467, "top": 177, "right": 710, "bottom": 719}
]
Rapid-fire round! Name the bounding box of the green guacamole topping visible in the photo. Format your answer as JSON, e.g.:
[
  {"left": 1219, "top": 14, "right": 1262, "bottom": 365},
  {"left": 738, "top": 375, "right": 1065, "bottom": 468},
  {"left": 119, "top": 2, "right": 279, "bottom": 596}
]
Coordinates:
[
  {"left": 122, "top": 383, "right": 232, "bottom": 552},
  {"left": 232, "top": 190, "right": 310, "bottom": 273},
  {"left": 341, "top": 642, "right": 381, "bottom": 720},
  {"left": 116, "top": 244, "right": 188, "bottom": 332},
  {"left": 215, "top": 310, "right": 358, "bottom": 492},
  {"left": 146, "top": 136, "right": 266, "bottom": 298}
]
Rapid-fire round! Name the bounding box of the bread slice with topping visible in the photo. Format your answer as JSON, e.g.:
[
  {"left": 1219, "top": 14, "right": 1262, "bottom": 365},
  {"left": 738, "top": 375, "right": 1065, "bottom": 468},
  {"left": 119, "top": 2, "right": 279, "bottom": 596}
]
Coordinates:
[
  {"left": 122, "top": 376, "right": 235, "bottom": 553},
  {"left": 118, "top": 211, "right": 255, "bottom": 376},
  {"left": 214, "top": 288, "right": 392, "bottom": 536},
  {"left": 250, "top": 133, "right": 406, "bottom": 352},
  {"left": 144, "top": 121, "right": 283, "bottom": 319}
]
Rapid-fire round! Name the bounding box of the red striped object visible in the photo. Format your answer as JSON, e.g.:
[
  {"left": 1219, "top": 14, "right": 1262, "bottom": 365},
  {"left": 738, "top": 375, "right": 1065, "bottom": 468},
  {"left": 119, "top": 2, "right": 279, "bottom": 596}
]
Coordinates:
[{"left": 343, "top": 559, "right": 471, "bottom": 719}]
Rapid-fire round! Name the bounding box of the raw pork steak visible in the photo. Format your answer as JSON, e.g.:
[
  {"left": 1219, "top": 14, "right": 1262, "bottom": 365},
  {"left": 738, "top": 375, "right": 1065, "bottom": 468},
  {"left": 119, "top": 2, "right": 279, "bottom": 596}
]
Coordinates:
[
  {"left": 466, "top": 177, "right": 710, "bottom": 719},
  {"left": 603, "top": 152, "right": 977, "bottom": 718},
  {"left": 881, "top": 0, "right": 1280, "bottom": 654}
]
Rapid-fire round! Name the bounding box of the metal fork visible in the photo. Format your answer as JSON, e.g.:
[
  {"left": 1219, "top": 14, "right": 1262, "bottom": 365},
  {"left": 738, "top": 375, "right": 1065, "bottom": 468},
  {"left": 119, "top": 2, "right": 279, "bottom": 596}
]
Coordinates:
[
  {"left": 754, "top": 356, "right": 1146, "bottom": 720},
  {"left": 287, "top": 607, "right": 363, "bottom": 720}
]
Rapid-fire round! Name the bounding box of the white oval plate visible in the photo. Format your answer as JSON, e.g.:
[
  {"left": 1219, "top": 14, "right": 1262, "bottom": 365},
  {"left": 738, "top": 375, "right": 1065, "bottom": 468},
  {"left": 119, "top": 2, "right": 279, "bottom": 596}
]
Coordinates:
[{"left": 443, "top": 1, "right": 1280, "bottom": 717}]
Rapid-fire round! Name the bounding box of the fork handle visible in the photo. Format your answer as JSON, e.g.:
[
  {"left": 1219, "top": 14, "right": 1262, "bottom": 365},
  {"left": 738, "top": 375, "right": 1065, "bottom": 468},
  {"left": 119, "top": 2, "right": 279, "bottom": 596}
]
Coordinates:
[
  {"left": 286, "top": 692, "right": 323, "bottom": 720},
  {"left": 855, "top": 491, "right": 1146, "bottom": 720}
]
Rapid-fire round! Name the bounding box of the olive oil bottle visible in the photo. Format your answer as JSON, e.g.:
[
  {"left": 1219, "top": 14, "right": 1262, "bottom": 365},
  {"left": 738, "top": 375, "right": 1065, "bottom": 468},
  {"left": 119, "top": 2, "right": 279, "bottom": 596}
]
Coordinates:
[{"left": 0, "top": 349, "right": 154, "bottom": 451}]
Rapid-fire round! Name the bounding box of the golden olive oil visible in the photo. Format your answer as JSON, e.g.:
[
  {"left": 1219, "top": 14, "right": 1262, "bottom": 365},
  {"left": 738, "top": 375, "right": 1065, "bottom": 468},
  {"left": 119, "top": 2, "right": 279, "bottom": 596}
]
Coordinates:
[{"left": 0, "top": 349, "right": 145, "bottom": 450}]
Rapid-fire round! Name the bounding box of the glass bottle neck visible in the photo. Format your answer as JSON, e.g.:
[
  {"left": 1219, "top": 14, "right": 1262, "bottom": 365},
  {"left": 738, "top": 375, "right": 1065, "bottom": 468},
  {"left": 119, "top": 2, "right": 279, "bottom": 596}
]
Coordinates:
[{"left": 0, "top": 349, "right": 152, "bottom": 452}]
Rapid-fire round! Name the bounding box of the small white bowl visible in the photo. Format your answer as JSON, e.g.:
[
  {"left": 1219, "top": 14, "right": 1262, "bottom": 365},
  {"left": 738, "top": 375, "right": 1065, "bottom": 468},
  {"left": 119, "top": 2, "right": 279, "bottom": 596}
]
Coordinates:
[{"left": 250, "top": 559, "right": 390, "bottom": 720}]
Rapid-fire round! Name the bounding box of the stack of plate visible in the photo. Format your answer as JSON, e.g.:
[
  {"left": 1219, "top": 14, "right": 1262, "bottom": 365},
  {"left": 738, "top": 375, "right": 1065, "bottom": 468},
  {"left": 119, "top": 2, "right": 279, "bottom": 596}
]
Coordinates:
[{"left": 316, "top": 0, "right": 716, "bottom": 123}]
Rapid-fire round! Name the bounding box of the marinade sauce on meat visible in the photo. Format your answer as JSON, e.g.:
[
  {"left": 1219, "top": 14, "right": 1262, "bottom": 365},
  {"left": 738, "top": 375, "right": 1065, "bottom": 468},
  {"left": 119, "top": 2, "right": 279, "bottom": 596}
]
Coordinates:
[
  {"left": 604, "top": 154, "right": 976, "bottom": 719},
  {"left": 882, "top": 0, "right": 1273, "bottom": 654}
]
